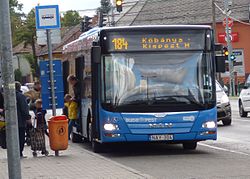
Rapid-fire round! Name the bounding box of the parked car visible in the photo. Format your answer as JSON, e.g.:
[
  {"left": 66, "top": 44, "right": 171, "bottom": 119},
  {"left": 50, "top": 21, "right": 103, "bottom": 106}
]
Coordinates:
[
  {"left": 216, "top": 80, "right": 232, "bottom": 125},
  {"left": 238, "top": 75, "right": 250, "bottom": 117}
]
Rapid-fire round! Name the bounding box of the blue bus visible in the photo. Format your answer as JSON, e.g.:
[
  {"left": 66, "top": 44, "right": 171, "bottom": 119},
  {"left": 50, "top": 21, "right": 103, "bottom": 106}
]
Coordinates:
[{"left": 63, "top": 25, "right": 225, "bottom": 152}]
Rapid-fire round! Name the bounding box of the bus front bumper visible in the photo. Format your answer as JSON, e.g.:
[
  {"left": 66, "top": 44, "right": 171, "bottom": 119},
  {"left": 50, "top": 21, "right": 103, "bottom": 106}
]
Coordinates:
[{"left": 101, "top": 131, "right": 217, "bottom": 143}]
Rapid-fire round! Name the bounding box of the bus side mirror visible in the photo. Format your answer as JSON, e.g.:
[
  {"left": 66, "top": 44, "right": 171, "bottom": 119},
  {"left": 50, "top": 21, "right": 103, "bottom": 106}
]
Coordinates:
[
  {"left": 215, "top": 43, "right": 226, "bottom": 73},
  {"left": 91, "top": 46, "right": 101, "bottom": 64},
  {"left": 215, "top": 56, "right": 226, "bottom": 73},
  {"left": 215, "top": 43, "right": 223, "bottom": 51}
]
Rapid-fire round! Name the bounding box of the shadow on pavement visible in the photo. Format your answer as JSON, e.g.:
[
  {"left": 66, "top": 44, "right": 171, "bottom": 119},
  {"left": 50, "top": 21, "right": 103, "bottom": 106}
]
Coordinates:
[{"left": 78, "top": 141, "right": 209, "bottom": 157}]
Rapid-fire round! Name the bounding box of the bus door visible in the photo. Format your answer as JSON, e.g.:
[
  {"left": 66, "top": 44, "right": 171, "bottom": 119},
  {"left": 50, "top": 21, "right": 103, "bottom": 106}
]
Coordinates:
[
  {"left": 63, "top": 61, "right": 69, "bottom": 94},
  {"left": 91, "top": 47, "right": 101, "bottom": 141}
]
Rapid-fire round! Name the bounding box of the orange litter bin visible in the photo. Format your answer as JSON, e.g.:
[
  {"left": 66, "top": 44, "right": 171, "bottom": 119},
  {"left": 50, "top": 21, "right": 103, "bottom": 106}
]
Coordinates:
[{"left": 48, "top": 115, "right": 68, "bottom": 154}]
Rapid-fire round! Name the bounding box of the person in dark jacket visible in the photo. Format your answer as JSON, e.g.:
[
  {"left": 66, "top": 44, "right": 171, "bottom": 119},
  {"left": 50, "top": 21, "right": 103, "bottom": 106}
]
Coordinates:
[
  {"left": 15, "top": 81, "right": 31, "bottom": 157},
  {"left": 0, "top": 90, "right": 4, "bottom": 120},
  {"left": 0, "top": 90, "right": 4, "bottom": 109},
  {"left": 0, "top": 90, "right": 6, "bottom": 149}
]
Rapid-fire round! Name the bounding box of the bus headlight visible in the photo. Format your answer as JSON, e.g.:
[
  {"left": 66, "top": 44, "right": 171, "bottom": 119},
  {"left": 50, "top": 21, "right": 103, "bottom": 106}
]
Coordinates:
[
  {"left": 202, "top": 121, "right": 216, "bottom": 129},
  {"left": 104, "top": 123, "right": 119, "bottom": 131}
]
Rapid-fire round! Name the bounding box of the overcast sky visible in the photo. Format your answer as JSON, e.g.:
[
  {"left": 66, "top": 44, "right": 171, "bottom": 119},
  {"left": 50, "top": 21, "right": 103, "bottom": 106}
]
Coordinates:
[{"left": 18, "top": 0, "right": 101, "bottom": 14}]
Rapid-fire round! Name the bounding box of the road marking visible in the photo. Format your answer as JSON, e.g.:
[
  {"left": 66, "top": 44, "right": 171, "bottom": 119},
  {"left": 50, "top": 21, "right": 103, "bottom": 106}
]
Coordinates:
[
  {"left": 199, "top": 143, "right": 250, "bottom": 156},
  {"left": 233, "top": 118, "right": 250, "bottom": 122}
]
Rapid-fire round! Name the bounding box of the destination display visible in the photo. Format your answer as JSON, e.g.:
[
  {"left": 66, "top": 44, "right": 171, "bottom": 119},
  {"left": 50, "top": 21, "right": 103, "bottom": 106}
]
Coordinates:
[{"left": 105, "top": 31, "right": 205, "bottom": 52}]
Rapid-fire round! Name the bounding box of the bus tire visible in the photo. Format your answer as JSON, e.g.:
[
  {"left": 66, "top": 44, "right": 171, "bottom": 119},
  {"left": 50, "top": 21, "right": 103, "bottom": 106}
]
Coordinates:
[
  {"left": 92, "top": 140, "right": 103, "bottom": 153},
  {"left": 183, "top": 142, "right": 197, "bottom": 150},
  {"left": 72, "top": 132, "right": 83, "bottom": 143},
  {"left": 222, "top": 117, "right": 232, "bottom": 126}
]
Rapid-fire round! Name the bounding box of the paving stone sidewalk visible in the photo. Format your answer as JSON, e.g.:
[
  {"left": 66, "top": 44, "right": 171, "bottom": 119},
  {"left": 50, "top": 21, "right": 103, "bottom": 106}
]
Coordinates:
[{"left": 0, "top": 140, "right": 153, "bottom": 179}]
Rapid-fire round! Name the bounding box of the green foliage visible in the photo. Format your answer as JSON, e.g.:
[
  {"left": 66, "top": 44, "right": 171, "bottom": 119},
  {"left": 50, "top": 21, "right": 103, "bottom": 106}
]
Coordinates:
[
  {"left": 24, "top": 54, "right": 36, "bottom": 79},
  {"left": 18, "top": 9, "right": 39, "bottom": 77},
  {"left": 97, "top": 0, "right": 111, "bottom": 14},
  {"left": 9, "top": 0, "right": 23, "bottom": 13},
  {"left": 10, "top": 0, "right": 25, "bottom": 46},
  {"left": 14, "top": 69, "right": 22, "bottom": 83},
  {"left": 61, "top": 10, "right": 82, "bottom": 27},
  {"left": 19, "top": 9, "right": 36, "bottom": 46}
]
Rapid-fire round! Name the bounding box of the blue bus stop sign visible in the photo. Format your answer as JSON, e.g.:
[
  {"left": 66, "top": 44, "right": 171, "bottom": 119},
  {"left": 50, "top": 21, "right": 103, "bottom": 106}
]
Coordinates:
[
  {"left": 35, "top": 5, "right": 60, "bottom": 30},
  {"left": 40, "top": 60, "right": 64, "bottom": 109}
]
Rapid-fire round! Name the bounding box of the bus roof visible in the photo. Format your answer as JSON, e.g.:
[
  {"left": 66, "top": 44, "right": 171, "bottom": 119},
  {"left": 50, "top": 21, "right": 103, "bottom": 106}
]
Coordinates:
[
  {"left": 101, "top": 25, "right": 212, "bottom": 31},
  {"left": 63, "top": 25, "right": 212, "bottom": 54}
]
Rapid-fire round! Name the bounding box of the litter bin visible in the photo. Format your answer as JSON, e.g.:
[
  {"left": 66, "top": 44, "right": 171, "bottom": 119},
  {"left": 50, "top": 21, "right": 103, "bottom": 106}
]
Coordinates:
[{"left": 48, "top": 115, "right": 68, "bottom": 153}]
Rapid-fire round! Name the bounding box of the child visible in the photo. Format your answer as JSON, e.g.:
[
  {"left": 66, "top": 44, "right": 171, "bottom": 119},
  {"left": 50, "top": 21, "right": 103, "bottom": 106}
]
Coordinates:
[
  {"left": 30, "top": 99, "right": 49, "bottom": 156},
  {"left": 64, "top": 94, "right": 78, "bottom": 140},
  {"left": 63, "top": 94, "right": 71, "bottom": 118},
  {"left": 34, "top": 99, "right": 49, "bottom": 137}
]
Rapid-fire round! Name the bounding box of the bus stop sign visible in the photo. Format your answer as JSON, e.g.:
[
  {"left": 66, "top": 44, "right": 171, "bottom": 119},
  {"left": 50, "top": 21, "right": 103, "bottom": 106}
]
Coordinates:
[
  {"left": 35, "top": 5, "right": 60, "bottom": 30},
  {"left": 40, "top": 60, "right": 64, "bottom": 109}
]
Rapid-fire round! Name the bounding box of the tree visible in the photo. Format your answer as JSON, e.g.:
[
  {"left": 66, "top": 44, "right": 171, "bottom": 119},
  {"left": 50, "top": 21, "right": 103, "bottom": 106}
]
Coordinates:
[
  {"left": 20, "top": 9, "right": 36, "bottom": 57},
  {"left": 97, "top": 0, "right": 111, "bottom": 14},
  {"left": 14, "top": 69, "right": 23, "bottom": 83},
  {"left": 9, "top": 0, "right": 25, "bottom": 46},
  {"left": 24, "top": 54, "right": 36, "bottom": 79},
  {"left": 9, "top": 0, "right": 22, "bottom": 12},
  {"left": 61, "top": 10, "right": 82, "bottom": 27},
  {"left": 19, "top": 9, "right": 39, "bottom": 77},
  {"left": 9, "top": 2, "right": 38, "bottom": 78}
]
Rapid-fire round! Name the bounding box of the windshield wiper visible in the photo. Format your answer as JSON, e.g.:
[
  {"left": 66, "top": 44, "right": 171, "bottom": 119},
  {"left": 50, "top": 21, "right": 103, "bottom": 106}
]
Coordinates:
[
  {"left": 179, "top": 95, "right": 206, "bottom": 108},
  {"left": 120, "top": 99, "right": 150, "bottom": 106},
  {"left": 152, "top": 95, "right": 206, "bottom": 108}
]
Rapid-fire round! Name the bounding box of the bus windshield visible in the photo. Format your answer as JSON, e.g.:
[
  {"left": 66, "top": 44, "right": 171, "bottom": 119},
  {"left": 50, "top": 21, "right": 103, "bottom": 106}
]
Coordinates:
[{"left": 101, "top": 51, "right": 215, "bottom": 112}]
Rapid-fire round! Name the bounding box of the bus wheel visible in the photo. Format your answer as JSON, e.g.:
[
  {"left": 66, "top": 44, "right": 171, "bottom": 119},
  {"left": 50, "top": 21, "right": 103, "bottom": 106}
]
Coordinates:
[
  {"left": 222, "top": 117, "right": 232, "bottom": 126},
  {"left": 92, "top": 140, "right": 103, "bottom": 153},
  {"left": 182, "top": 142, "right": 197, "bottom": 150}
]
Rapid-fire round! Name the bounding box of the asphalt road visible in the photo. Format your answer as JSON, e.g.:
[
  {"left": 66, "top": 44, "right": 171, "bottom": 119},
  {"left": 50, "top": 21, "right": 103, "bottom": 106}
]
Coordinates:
[{"left": 93, "top": 98, "right": 250, "bottom": 179}]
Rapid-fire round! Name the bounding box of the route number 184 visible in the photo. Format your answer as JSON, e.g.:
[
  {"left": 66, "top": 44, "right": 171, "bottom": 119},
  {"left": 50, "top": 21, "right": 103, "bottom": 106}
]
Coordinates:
[{"left": 112, "top": 38, "right": 128, "bottom": 50}]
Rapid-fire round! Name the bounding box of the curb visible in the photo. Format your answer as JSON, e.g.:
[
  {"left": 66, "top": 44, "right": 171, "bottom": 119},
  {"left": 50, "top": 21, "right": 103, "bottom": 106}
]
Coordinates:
[{"left": 82, "top": 147, "right": 154, "bottom": 179}]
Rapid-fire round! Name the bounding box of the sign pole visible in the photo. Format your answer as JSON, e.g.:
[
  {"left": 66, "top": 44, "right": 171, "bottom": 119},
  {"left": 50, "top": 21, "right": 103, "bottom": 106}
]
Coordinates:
[
  {"left": 0, "top": 0, "right": 22, "bottom": 178},
  {"left": 47, "top": 29, "right": 59, "bottom": 157},
  {"left": 224, "top": 0, "right": 235, "bottom": 96},
  {"left": 111, "top": 0, "right": 115, "bottom": 26},
  {"left": 46, "top": 29, "right": 56, "bottom": 116}
]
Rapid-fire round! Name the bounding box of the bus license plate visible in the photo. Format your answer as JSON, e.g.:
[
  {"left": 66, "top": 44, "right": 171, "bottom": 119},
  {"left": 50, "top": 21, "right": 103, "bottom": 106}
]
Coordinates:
[{"left": 150, "top": 134, "right": 173, "bottom": 141}]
